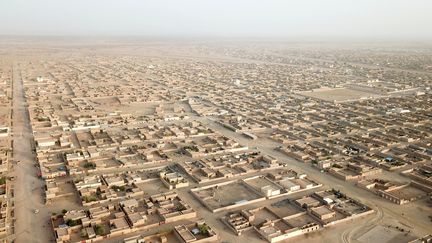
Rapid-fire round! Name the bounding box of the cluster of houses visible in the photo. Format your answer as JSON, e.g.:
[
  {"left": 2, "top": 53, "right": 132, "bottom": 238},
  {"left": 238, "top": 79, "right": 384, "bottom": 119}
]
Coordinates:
[
  {"left": 223, "top": 189, "right": 373, "bottom": 242},
  {"left": 52, "top": 192, "right": 199, "bottom": 243},
  {"left": 5, "top": 46, "right": 431, "bottom": 243}
]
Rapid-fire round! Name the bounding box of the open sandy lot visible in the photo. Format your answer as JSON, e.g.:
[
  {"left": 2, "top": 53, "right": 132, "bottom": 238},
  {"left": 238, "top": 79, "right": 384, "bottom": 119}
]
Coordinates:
[{"left": 298, "top": 87, "right": 382, "bottom": 102}]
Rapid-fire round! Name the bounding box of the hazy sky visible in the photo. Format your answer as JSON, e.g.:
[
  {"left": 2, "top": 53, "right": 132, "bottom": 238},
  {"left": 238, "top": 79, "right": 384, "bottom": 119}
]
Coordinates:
[{"left": 0, "top": 0, "right": 431, "bottom": 39}]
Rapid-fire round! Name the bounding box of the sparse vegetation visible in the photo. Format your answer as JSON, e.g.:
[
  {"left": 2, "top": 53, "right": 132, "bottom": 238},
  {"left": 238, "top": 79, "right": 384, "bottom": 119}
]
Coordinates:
[
  {"left": 65, "top": 219, "right": 80, "bottom": 227},
  {"left": 82, "top": 195, "right": 98, "bottom": 203},
  {"left": 83, "top": 162, "right": 96, "bottom": 169},
  {"left": 94, "top": 224, "right": 105, "bottom": 235}
]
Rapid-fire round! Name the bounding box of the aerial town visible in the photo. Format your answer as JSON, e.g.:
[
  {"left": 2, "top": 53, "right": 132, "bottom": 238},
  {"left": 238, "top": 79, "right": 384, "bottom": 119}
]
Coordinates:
[{"left": 0, "top": 39, "right": 431, "bottom": 243}]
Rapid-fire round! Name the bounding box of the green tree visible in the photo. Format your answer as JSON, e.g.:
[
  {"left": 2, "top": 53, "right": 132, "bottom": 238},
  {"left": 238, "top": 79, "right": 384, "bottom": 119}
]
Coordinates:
[
  {"left": 198, "top": 224, "right": 210, "bottom": 235},
  {"left": 65, "top": 219, "right": 80, "bottom": 227},
  {"left": 94, "top": 224, "right": 105, "bottom": 235}
]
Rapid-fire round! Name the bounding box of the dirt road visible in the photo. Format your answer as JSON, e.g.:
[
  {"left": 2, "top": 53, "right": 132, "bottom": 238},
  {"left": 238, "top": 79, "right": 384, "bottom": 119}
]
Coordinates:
[{"left": 12, "top": 63, "right": 54, "bottom": 243}]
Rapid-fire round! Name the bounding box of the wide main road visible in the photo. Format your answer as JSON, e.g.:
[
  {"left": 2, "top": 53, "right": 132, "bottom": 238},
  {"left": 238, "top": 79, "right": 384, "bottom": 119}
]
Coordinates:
[{"left": 12, "top": 63, "right": 53, "bottom": 243}]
